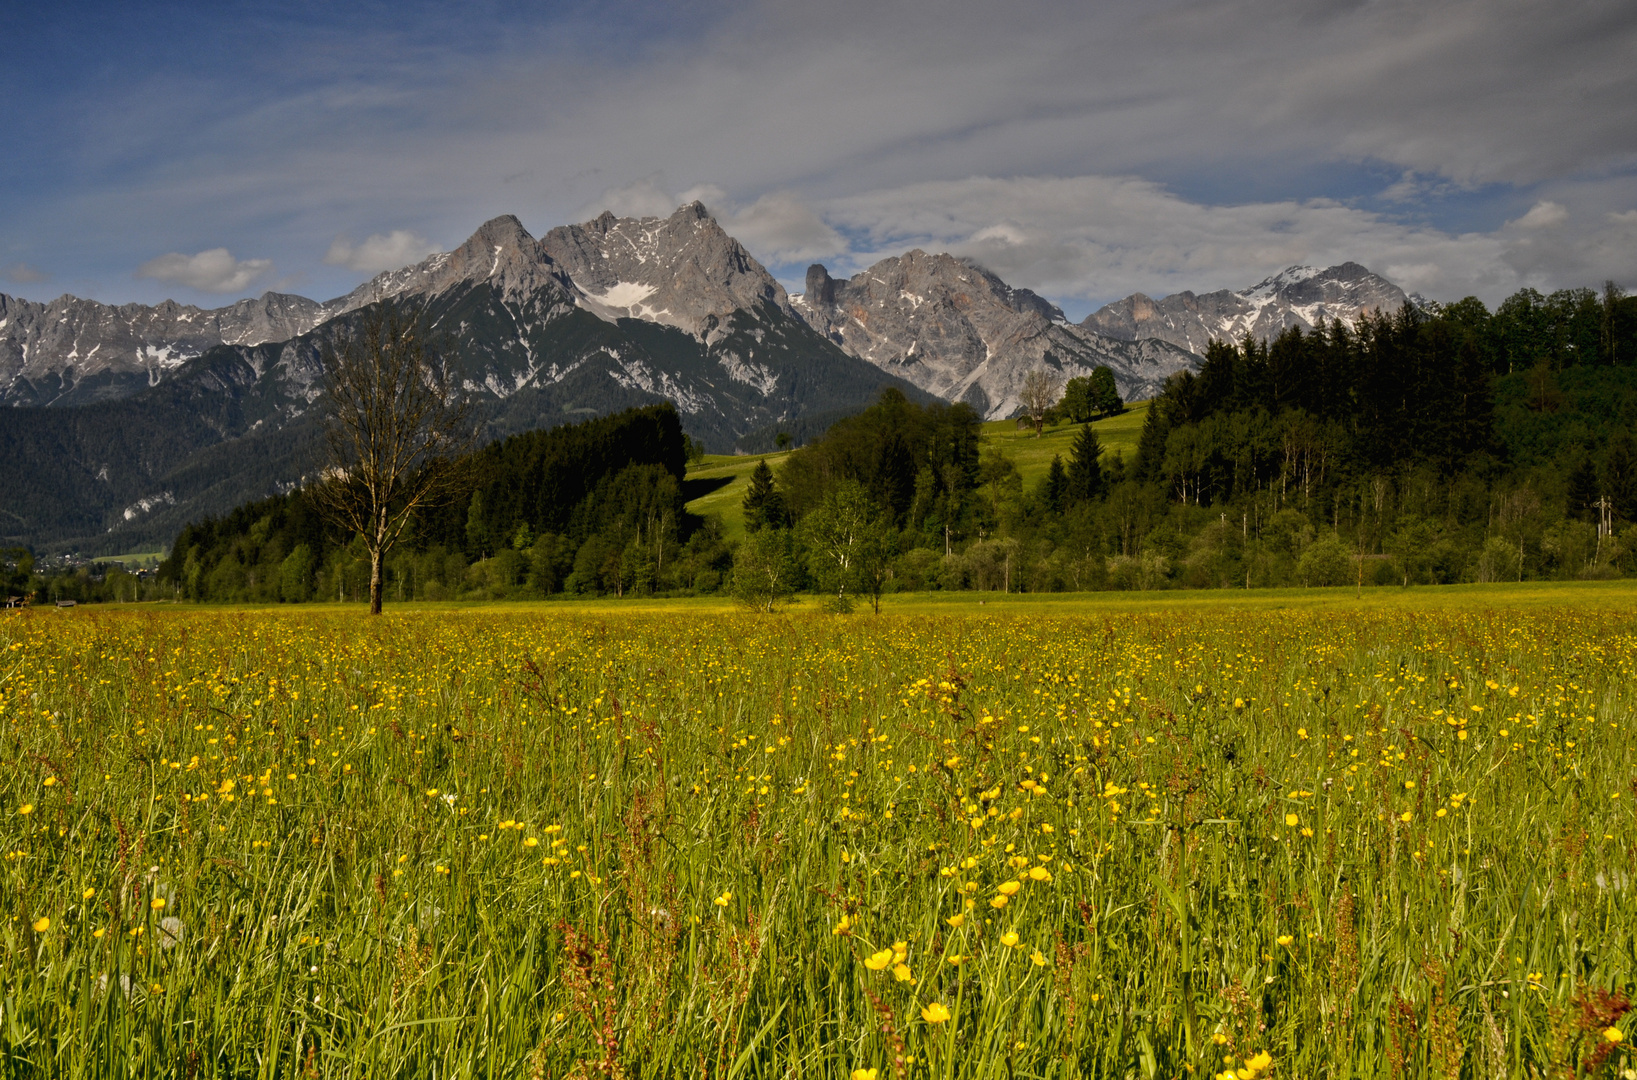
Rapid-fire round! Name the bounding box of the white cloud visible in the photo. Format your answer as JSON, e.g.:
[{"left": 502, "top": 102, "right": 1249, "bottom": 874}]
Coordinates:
[
  {"left": 814, "top": 174, "right": 1524, "bottom": 305},
  {"left": 134, "top": 248, "right": 272, "bottom": 293},
  {"left": 20, "top": 2, "right": 1637, "bottom": 306},
  {"left": 323, "top": 229, "right": 441, "bottom": 273},
  {"left": 0, "top": 262, "right": 47, "bottom": 284},
  {"left": 715, "top": 192, "right": 846, "bottom": 265},
  {"left": 1510, "top": 201, "right": 1568, "bottom": 230},
  {"left": 580, "top": 174, "right": 682, "bottom": 220}
]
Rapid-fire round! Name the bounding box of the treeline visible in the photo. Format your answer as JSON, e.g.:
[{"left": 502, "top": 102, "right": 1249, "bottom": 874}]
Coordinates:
[
  {"left": 738, "top": 284, "right": 1637, "bottom": 601},
  {"left": 157, "top": 406, "right": 732, "bottom": 603},
  {"left": 42, "top": 282, "right": 1637, "bottom": 608}
]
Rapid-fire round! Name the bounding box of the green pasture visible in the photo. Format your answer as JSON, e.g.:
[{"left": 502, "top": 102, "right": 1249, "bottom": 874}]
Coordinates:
[
  {"left": 683, "top": 401, "right": 1151, "bottom": 536},
  {"left": 975, "top": 399, "right": 1150, "bottom": 488}
]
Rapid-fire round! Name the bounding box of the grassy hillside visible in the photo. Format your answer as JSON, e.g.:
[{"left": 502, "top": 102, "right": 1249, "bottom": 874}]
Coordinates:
[
  {"left": 683, "top": 400, "right": 1151, "bottom": 534},
  {"left": 683, "top": 449, "right": 793, "bottom": 542},
  {"left": 978, "top": 399, "right": 1149, "bottom": 488}
]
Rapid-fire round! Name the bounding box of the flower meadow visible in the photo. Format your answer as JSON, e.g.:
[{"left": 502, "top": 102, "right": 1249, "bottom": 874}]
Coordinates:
[{"left": 1, "top": 603, "right": 1634, "bottom": 1078}]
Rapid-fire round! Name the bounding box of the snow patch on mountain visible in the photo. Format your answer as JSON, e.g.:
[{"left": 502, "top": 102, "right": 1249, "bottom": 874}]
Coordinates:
[
  {"left": 1081, "top": 262, "right": 1410, "bottom": 356},
  {"left": 120, "top": 492, "right": 175, "bottom": 522}
]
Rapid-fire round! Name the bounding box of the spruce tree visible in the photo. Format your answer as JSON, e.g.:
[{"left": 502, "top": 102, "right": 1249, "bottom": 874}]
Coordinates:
[
  {"left": 742, "top": 460, "right": 786, "bottom": 533},
  {"left": 1066, "top": 424, "right": 1105, "bottom": 502},
  {"left": 1042, "top": 455, "right": 1067, "bottom": 513}
]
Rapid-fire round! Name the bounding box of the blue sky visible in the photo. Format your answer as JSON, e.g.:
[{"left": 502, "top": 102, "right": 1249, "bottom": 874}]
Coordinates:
[{"left": 3, "top": 0, "right": 1633, "bottom": 318}]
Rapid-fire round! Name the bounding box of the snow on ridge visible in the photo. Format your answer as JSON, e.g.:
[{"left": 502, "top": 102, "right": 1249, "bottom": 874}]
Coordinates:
[
  {"left": 584, "top": 281, "right": 658, "bottom": 309},
  {"left": 1241, "top": 265, "right": 1321, "bottom": 303}
]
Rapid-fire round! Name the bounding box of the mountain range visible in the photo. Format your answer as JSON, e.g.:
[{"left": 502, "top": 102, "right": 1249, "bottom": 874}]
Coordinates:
[
  {"left": 1080, "top": 262, "right": 1411, "bottom": 355},
  {"left": 0, "top": 202, "right": 1411, "bottom": 554}
]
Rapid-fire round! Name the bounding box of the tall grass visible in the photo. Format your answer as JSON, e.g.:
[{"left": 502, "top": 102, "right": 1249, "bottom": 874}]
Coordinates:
[{"left": 1, "top": 605, "right": 1633, "bottom": 1077}]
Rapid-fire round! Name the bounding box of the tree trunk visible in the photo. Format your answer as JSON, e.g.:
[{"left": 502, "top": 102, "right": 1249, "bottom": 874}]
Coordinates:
[{"left": 369, "top": 546, "right": 384, "bottom": 615}]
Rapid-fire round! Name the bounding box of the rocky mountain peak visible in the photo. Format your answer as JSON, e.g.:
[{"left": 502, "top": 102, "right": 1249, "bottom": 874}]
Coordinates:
[
  {"left": 1081, "top": 262, "right": 1410, "bottom": 356},
  {"left": 466, "top": 213, "right": 534, "bottom": 251},
  {"left": 805, "top": 264, "right": 837, "bottom": 306},
  {"left": 792, "top": 251, "right": 1194, "bottom": 417},
  {"left": 0, "top": 288, "right": 332, "bottom": 406},
  {"left": 540, "top": 203, "right": 790, "bottom": 341}
]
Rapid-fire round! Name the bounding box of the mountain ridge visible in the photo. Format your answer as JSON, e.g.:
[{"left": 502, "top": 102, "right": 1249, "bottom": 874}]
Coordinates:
[
  {"left": 793, "top": 250, "right": 1198, "bottom": 417},
  {"left": 1081, "top": 261, "right": 1410, "bottom": 355},
  {"left": 2, "top": 201, "right": 1421, "bottom": 555},
  {"left": 0, "top": 204, "right": 925, "bottom": 553}
]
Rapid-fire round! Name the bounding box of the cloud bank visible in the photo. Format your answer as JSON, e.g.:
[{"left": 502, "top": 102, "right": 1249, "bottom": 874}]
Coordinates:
[
  {"left": 3, "top": 0, "right": 1632, "bottom": 308},
  {"left": 134, "top": 249, "right": 272, "bottom": 294},
  {"left": 324, "top": 230, "right": 441, "bottom": 274},
  {"left": 1, "top": 263, "right": 48, "bottom": 285}
]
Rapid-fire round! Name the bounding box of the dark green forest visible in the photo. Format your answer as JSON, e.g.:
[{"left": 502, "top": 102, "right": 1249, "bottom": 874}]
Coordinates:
[
  {"left": 17, "top": 281, "right": 1637, "bottom": 606},
  {"left": 738, "top": 284, "right": 1637, "bottom": 602},
  {"left": 147, "top": 406, "right": 734, "bottom": 603}
]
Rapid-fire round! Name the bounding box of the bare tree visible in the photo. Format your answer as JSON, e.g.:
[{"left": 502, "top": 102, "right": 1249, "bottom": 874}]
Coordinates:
[
  {"left": 315, "top": 303, "right": 475, "bottom": 614},
  {"left": 1019, "top": 369, "right": 1062, "bottom": 437}
]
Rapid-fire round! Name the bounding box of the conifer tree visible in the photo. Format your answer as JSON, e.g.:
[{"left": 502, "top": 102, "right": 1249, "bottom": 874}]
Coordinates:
[
  {"left": 1066, "top": 424, "right": 1105, "bottom": 503},
  {"left": 1042, "top": 455, "right": 1067, "bottom": 513},
  {"left": 741, "top": 460, "right": 787, "bottom": 533}
]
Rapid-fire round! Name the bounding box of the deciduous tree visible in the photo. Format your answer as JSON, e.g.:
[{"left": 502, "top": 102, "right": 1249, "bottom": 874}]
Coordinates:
[
  {"left": 1019, "top": 369, "right": 1062, "bottom": 437},
  {"left": 315, "top": 303, "right": 474, "bottom": 615}
]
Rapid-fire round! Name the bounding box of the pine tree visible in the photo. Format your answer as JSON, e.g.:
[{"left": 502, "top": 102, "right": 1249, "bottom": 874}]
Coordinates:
[
  {"left": 1066, "top": 424, "right": 1105, "bottom": 502},
  {"left": 1042, "top": 455, "right": 1067, "bottom": 512},
  {"left": 742, "top": 460, "right": 787, "bottom": 533}
]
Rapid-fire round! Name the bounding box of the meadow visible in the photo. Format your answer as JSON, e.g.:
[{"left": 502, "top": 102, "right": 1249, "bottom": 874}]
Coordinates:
[
  {"left": 682, "top": 403, "right": 1150, "bottom": 540},
  {"left": 2, "top": 591, "right": 1634, "bottom": 1078}
]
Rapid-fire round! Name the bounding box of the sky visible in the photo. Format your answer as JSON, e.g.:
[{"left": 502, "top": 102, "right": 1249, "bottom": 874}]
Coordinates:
[{"left": 2, "top": 0, "right": 1634, "bottom": 320}]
